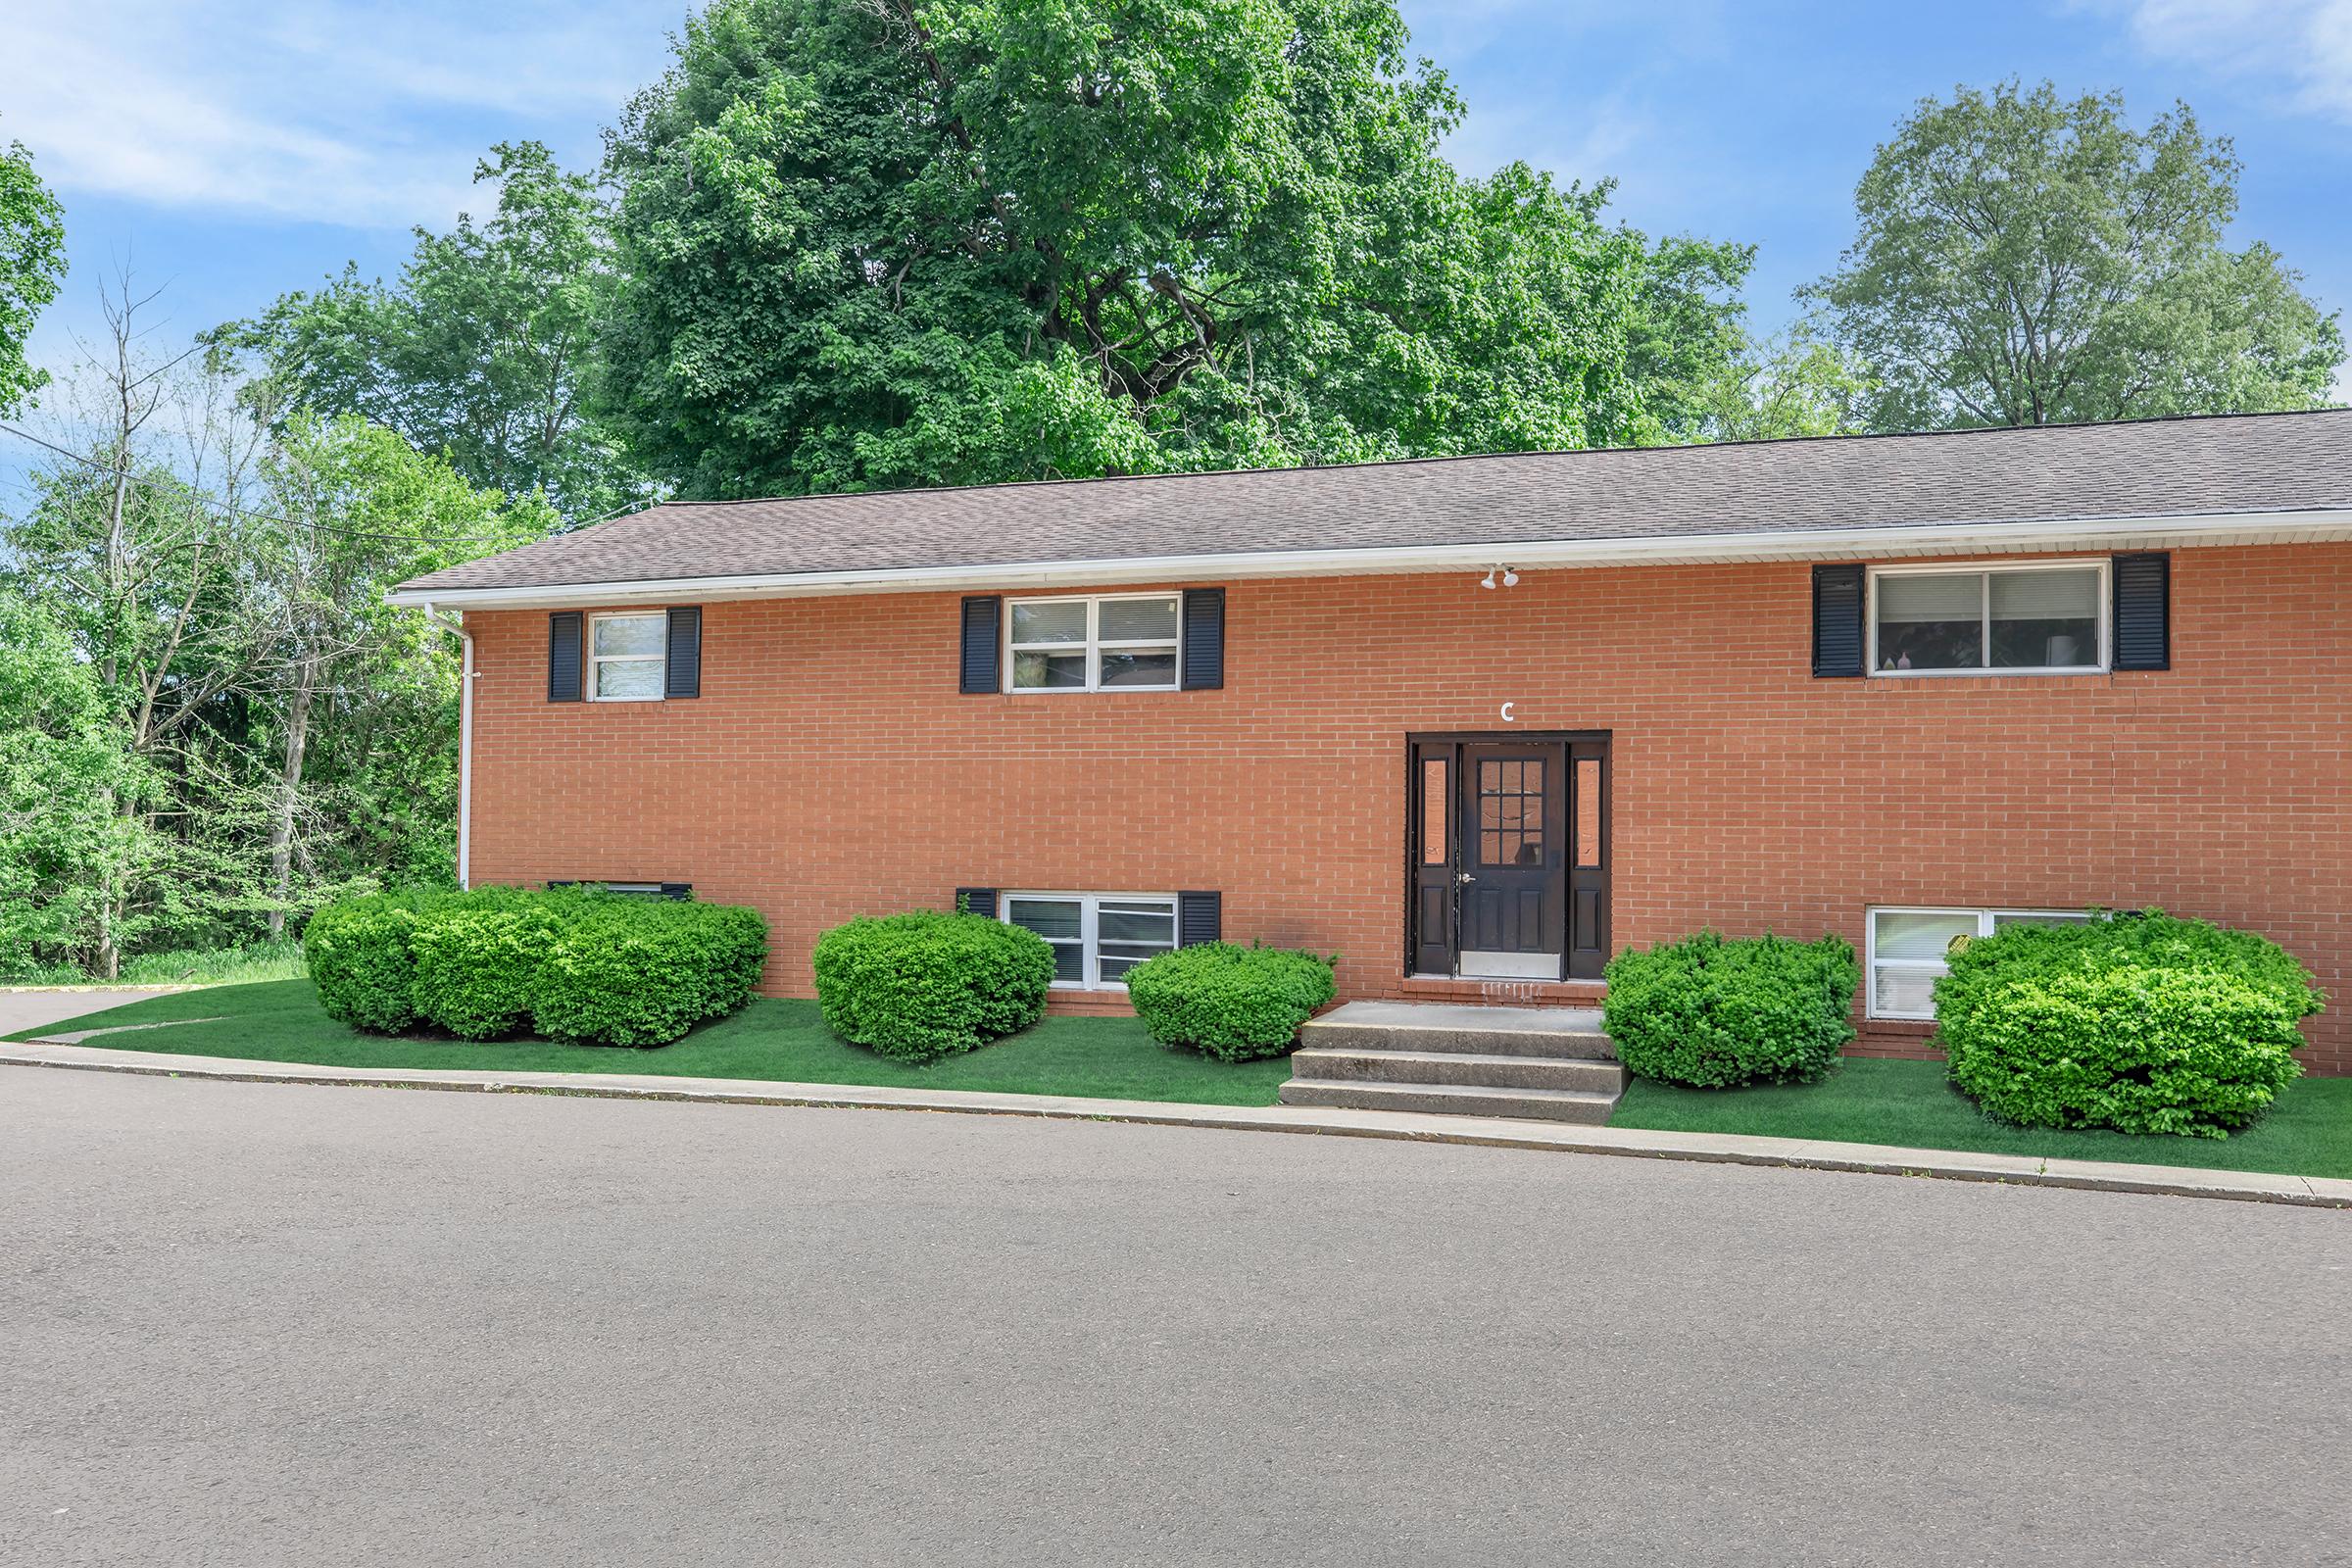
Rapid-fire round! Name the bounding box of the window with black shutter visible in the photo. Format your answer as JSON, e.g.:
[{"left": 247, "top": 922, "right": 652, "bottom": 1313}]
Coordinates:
[
  {"left": 960, "top": 597, "right": 1002, "bottom": 694},
  {"left": 1811, "top": 565, "right": 1864, "bottom": 678},
  {"left": 664, "top": 607, "right": 703, "bottom": 698},
  {"left": 548, "top": 611, "right": 584, "bottom": 702},
  {"left": 2111, "top": 553, "right": 2171, "bottom": 671}
]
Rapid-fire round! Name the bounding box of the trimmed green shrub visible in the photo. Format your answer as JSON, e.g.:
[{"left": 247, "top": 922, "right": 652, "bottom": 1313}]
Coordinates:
[
  {"left": 409, "top": 886, "right": 565, "bottom": 1040},
  {"left": 1123, "top": 943, "right": 1337, "bottom": 1061},
  {"left": 302, "top": 886, "right": 768, "bottom": 1047},
  {"left": 1604, "top": 930, "right": 1859, "bottom": 1088},
  {"left": 305, "top": 890, "right": 443, "bottom": 1033},
  {"left": 1938, "top": 910, "right": 2320, "bottom": 1138},
  {"left": 811, "top": 912, "right": 1054, "bottom": 1064},
  {"left": 535, "top": 899, "right": 769, "bottom": 1047}
]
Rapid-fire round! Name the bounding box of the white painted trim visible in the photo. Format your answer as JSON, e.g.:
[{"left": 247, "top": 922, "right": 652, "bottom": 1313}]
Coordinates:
[
  {"left": 999, "top": 891, "right": 1180, "bottom": 990},
  {"left": 385, "top": 506, "right": 2352, "bottom": 610}
]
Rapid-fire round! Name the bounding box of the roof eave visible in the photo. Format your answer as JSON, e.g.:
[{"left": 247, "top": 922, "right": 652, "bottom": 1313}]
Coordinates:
[{"left": 385, "top": 507, "right": 2352, "bottom": 611}]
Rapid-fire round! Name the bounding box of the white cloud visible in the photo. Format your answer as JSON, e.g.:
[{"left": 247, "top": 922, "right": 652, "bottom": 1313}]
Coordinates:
[
  {"left": 0, "top": 0, "right": 690, "bottom": 228},
  {"left": 2092, "top": 0, "right": 2352, "bottom": 121}
]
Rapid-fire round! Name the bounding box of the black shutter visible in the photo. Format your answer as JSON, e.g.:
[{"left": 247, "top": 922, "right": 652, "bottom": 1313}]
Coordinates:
[
  {"left": 956, "top": 887, "right": 999, "bottom": 917},
  {"left": 1811, "top": 564, "right": 1865, "bottom": 677},
  {"left": 1178, "top": 891, "right": 1221, "bottom": 947},
  {"left": 959, "top": 597, "right": 1002, "bottom": 694},
  {"left": 2112, "top": 553, "right": 2170, "bottom": 671},
  {"left": 1181, "top": 587, "right": 1225, "bottom": 690},
  {"left": 548, "top": 612, "right": 584, "bottom": 702},
  {"left": 664, "top": 607, "right": 702, "bottom": 699},
  {"left": 659, "top": 882, "right": 693, "bottom": 901}
]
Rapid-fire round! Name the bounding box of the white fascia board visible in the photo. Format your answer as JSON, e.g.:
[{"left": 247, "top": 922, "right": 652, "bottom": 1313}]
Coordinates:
[{"left": 384, "top": 506, "right": 2352, "bottom": 611}]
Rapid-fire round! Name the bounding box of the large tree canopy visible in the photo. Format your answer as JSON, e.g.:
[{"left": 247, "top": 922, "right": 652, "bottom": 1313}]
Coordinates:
[
  {"left": 0, "top": 121, "right": 68, "bottom": 418},
  {"left": 1804, "top": 80, "right": 2344, "bottom": 430},
  {"left": 215, "top": 143, "right": 645, "bottom": 523},
  {"left": 596, "top": 0, "right": 1750, "bottom": 496}
]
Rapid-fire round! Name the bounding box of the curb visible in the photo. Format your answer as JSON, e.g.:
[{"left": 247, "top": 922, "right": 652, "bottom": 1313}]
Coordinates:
[{"left": 3, "top": 1039, "right": 2345, "bottom": 1210}]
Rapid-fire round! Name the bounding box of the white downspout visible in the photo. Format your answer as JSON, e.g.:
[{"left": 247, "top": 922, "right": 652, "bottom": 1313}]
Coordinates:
[{"left": 422, "top": 603, "right": 474, "bottom": 890}]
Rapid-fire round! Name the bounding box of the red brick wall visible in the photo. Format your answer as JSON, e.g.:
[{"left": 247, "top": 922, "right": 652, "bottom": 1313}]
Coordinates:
[{"left": 463, "top": 543, "right": 2352, "bottom": 1072}]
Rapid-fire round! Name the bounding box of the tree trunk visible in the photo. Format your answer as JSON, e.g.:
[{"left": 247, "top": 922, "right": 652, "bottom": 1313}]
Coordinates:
[{"left": 268, "top": 655, "right": 318, "bottom": 942}]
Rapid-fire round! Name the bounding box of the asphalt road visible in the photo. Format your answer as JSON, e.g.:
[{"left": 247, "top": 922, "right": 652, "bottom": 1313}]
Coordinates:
[{"left": 3, "top": 1069, "right": 2347, "bottom": 1568}]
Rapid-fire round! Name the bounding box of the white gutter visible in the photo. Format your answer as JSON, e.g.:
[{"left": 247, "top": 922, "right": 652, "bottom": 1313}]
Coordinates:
[
  {"left": 385, "top": 506, "right": 2352, "bottom": 611},
  {"left": 420, "top": 604, "right": 473, "bottom": 891}
]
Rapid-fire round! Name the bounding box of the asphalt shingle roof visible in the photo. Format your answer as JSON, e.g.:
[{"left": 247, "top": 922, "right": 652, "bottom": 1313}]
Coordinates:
[{"left": 397, "top": 409, "right": 2352, "bottom": 595}]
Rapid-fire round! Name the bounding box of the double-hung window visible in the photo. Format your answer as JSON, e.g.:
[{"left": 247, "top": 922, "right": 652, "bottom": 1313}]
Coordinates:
[
  {"left": 1866, "top": 906, "right": 2096, "bottom": 1019},
  {"left": 589, "top": 612, "right": 667, "bottom": 700},
  {"left": 1869, "top": 562, "right": 2107, "bottom": 675},
  {"left": 1000, "top": 893, "right": 1179, "bottom": 987},
  {"left": 1006, "top": 594, "right": 1180, "bottom": 692}
]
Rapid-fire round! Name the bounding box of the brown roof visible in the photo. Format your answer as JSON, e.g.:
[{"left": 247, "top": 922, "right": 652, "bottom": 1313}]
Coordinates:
[{"left": 396, "top": 409, "right": 2352, "bottom": 596}]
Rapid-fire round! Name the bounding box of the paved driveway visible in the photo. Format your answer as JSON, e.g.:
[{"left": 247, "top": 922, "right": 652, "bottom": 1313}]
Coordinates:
[
  {"left": 3, "top": 1069, "right": 2346, "bottom": 1568},
  {"left": 0, "top": 989, "right": 178, "bottom": 1037}
]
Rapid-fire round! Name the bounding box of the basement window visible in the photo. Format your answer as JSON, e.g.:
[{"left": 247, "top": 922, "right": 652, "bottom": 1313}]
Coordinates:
[
  {"left": 1005, "top": 594, "right": 1180, "bottom": 692},
  {"left": 1866, "top": 906, "right": 2095, "bottom": 1019},
  {"left": 1000, "top": 892, "right": 1179, "bottom": 987},
  {"left": 1868, "top": 562, "right": 2107, "bottom": 675}
]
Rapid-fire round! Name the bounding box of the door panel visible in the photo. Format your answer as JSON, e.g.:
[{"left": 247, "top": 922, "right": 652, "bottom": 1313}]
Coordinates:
[
  {"left": 1459, "top": 743, "right": 1565, "bottom": 967},
  {"left": 1406, "top": 735, "right": 1609, "bottom": 981},
  {"left": 1407, "top": 745, "right": 1456, "bottom": 975},
  {"left": 1566, "top": 739, "right": 1609, "bottom": 979}
]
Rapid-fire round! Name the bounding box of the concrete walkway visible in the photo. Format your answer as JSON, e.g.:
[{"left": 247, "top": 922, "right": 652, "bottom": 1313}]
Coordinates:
[{"left": 5, "top": 1031, "right": 2343, "bottom": 1209}]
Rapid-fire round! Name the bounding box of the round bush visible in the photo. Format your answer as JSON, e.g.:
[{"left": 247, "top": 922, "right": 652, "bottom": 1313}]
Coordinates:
[
  {"left": 303, "top": 886, "right": 768, "bottom": 1047},
  {"left": 1603, "top": 930, "right": 1858, "bottom": 1088},
  {"left": 1939, "top": 911, "right": 2319, "bottom": 1138},
  {"left": 1123, "top": 942, "right": 1336, "bottom": 1061},
  {"left": 811, "top": 912, "right": 1054, "bottom": 1064}
]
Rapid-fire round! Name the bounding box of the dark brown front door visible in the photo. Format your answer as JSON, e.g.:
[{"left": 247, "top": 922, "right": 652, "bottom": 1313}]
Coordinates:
[{"left": 1407, "top": 734, "right": 1609, "bottom": 981}]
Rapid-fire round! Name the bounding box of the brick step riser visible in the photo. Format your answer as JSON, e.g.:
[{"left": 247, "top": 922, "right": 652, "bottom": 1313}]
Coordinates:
[
  {"left": 1278, "top": 1080, "right": 1618, "bottom": 1124},
  {"left": 1287, "top": 1049, "right": 1625, "bottom": 1094},
  {"left": 1296, "top": 1025, "right": 1617, "bottom": 1060}
]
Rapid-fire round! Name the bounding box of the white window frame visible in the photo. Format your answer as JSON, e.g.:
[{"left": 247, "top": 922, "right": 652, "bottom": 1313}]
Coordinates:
[
  {"left": 997, "top": 891, "right": 1180, "bottom": 989},
  {"left": 1004, "top": 592, "right": 1181, "bottom": 694},
  {"left": 1866, "top": 559, "right": 2110, "bottom": 678},
  {"left": 587, "top": 611, "right": 667, "bottom": 702},
  {"left": 1865, "top": 906, "right": 2097, "bottom": 1020}
]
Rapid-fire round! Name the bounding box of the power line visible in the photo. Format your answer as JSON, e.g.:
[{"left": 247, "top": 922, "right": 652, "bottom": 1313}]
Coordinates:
[{"left": 0, "top": 419, "right": 550, "bottom": 548}]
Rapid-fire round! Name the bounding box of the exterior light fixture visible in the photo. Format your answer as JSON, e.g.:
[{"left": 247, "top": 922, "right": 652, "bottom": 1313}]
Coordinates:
[
  {"left": 1502, "top": 568, "right": 1520, "bottom": 587},
  {"left": 1480, "top": 569, "right": 1497, "bottom": 590}
]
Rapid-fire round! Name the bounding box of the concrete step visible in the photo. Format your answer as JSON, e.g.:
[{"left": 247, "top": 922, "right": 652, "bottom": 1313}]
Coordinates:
[
  {"left": 1277, "top": 1078, "right": 1619, "bottom": 1125},
  {"left": 1286, "top": 1046, "right": 1626, "bottom": 1095},
  {"left": 1298, "top": 1000, "right": 1614, "bottom": 1059}
]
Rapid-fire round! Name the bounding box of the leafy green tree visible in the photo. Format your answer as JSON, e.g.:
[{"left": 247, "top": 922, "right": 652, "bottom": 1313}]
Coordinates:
[
  {"left": 1695, "top": 328, "right": 1877, "bottom": 444},
  {"left": 0, "top": 120, "right": 68, "bottom": 417},
  {"left": 1805, "top": 80, "right": 2344, "bottom": 430},
  {"left": 215, "top": 143, "right": 643, "bottom": 522},
  {"left": 598, "top": 0, "right": 1749, "bottom": 495}
]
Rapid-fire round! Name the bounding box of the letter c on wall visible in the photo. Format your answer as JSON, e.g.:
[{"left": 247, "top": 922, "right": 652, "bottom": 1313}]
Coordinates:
[{"left": 1499, "top": 702, "right": 1516, "bottom": 723}]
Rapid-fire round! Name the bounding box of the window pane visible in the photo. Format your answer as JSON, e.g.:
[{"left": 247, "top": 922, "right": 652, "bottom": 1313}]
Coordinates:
[
  {"left": 1048, "top": 943, "right": 1084, "bottom": 983},
  {"left": 593, "top": 614, "right": 665, "bottom": 657},
  {"left": 1097, "top": 597, "right": 1177, "bottom": 642},
  {"left": 1099, "top": 649, "right": 1177, "bottom": 688},
  {"left": 1006, "top": 899, "right": 1081, "bottom": 941},
  {"left": 1990, "top": 568, "right": 2099, "bottom": 668},
  {"left": 1009, "top": 601, "right": 1088, "bottom": 644},
  {"left": 1876, "top": 573, "right": 1982, "bottom": 670},
  {"left": 1012, "top": 651, "right": 1086, "bottom": 689},
  {"left": 1099, "top": 907, "right": 1175, "bottom": 945},
  {"left": 594, "top": 658, "right": 663, "bottom": 699},
  {"left": 1873, "top": 910, "right": 1978, "bottom": 961},
  {"left": 1574, "top": 758, "right": 1602, "bottom": 867},
  {"left": 1872, "top": 965, "right": 1941, "bottom": 1018},
  {"left": 1420, "top": 759, "right": 1447, "bottom": 865},
  {"left": 1099, "top": 950, "right": 1161, "bottom": 980}
]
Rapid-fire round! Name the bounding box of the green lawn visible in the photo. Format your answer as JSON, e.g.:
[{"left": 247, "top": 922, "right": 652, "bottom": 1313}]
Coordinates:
[
  {"left": 1613, "top": 1056, "right": 2352, "bottom": 1180},
  {"left": 7, "top": 979, "right": 1293, "bottom": 1107}
]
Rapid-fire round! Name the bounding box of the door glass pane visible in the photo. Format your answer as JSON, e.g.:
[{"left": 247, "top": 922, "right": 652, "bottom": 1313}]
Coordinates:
[
  {"left": 1420, "top": 759, "right": 1446, "bottom": 865},
  {"left": 593, "top": 659, "right": 663, "bottom": 699},
  {"left": 1477, "top": 759, "right": 1544, "bottom": 866},
  {"left": 1872, "top": 910, "right": 1978, "bottom": 961},
  {"left": 1574, "top": 758, "right": 1601, "bottom": 867},
  {"left": 592, "top": 613, "right": 665, "bottom": 657},
  {"left": 1097, "top": 597, "right": 1177, "bottom": 642},
  {"left": 1006, "top": 899, "right": 1081, "bottom": 941},
  {"left": 1012, "top": 651, "right": 1086, "bottom": 689},
  {"left": 1876, "top": 572, "right": 1983, "bottom": 670},
  {"left": 1009, "top": 601, "right": 1088, "bottom": 644},
  {"left": 1990, "top": 568, "right": 2100, "bottom": 667},
  {"left": 1098, "top": 649, "right": 1177, "bottom": 687}
]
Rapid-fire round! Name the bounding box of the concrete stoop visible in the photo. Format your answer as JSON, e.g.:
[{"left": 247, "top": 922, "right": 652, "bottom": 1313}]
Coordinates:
[{"left": 1279, "top": 1001, "right": 1625, "bottom": 1124}]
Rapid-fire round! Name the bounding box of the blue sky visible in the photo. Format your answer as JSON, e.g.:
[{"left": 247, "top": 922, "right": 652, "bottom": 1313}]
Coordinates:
[{"left": 5, "top": 0, "right": 2349, "bottom": 399}]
